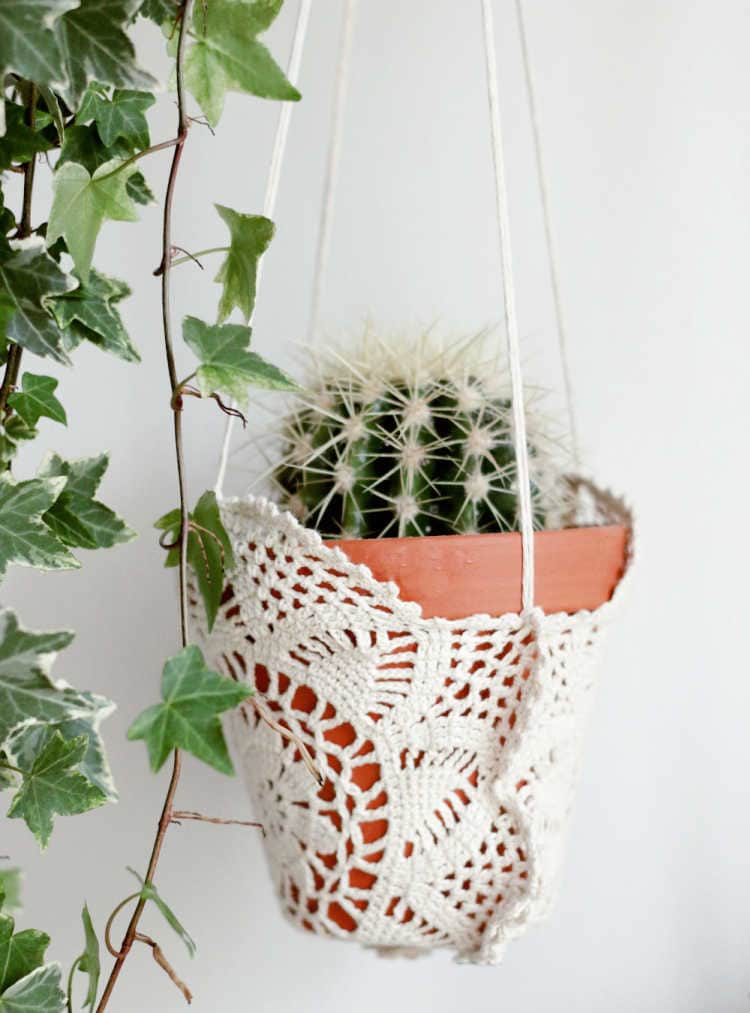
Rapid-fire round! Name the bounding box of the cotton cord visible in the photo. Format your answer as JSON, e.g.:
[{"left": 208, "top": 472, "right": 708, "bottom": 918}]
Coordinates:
[
  {"left": 307, "top": 0, "right": 358, "bottom": 346},
  {"left": 480, "top": 0, "right": 535, "bottom": 611},
  {"left": 215, "top": 0, "right": 312, "bottom": 497},
  {"left": 515, "top": 0, "right": 581, "bottom": 468}
]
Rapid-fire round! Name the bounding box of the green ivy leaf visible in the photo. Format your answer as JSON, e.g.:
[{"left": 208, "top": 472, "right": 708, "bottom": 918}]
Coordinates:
[
  {"left": 74, "top": 905, "right": 99, "bottom": 1012},
  {"left": 47, "top": 160, "right": 139, "bottom": 282},
  {"left": 214, "top": 206, "right": 273, "bottom": 323},
  {"left": 0, "top": 103, "right": 53, "bottom": 172},
  {"left": 38, "top": 452, "right": 135, "bottom": 551},
  {"left": 155, "top": 490, "right": 233, "bottom": 632},
  {"left": 0, "top": 476, "right": 77, "bottom": 579},
  {"left": 0, "top": 240, "right": 76, "bottom": 364},
  {"left": 0, "top": 872, "right": 21, "bottom": 915},
  {"left": 0, "top": 962, "right": 65, "bottom": 1012},
  {"left": 55, "top": 0, "right": 156, "bottom": 109},
  {"left": 0, "top": 1, "right": 77, "bottom": 106},
  {"left": 127, "top": 645, "right": 251, "bottom": 774},
  {"left": 0, "top": 910, "right": 49, "bottom": 993},
  {"left": 182, "top": 315, "right": 298, "bottom": 407},
  {"left": 8, "top": 374, "right": 66, "bottom": 429},
  {"left": 7, "top": 731, "right": 107, "bottom": 848},
  {"left": 137, "top": 0, "right": 179, "bottom": 26},
  {"left": 49, "top": 269, "right": 139, "bottom": 362},
  {"left": 184, "top": 0, "right": 300, "bottom": 128},
  {"left": 76, "top": 86, "right": 154, "bottom": 150}
]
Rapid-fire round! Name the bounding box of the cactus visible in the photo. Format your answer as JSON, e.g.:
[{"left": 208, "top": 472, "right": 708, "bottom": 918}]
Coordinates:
[{"left": 273, "top": 333, "right": 571, "bottom": 540}]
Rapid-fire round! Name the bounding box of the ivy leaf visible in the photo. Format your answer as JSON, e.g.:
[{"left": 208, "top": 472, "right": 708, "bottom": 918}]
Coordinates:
[
  {"left": 47, "top": 160, "right": 139, "bottom": 282},
  {"left": 0, "top": 612, "right": 116, "bottom": 798},
  {"left": 0, "top": 962, "right": 65, "bottom": 1012},
  {"left": 0, "top": 240, "right": 76, "bottom": 364},
  {"left": 127, "top": 868, "right": 196, "bottom": 956},
  {"left": 184, "top": 0, "right": 300, "bottom": 128},
  {"left": 55, "top": 0, "right": 156, "bottom": 109},
  {"left": 214, "top": 206, "right": 273, "bottom": 323},
  {"left": 0, "top": 103, "right": 53, "bottom": 172},
  {"left": 49, "top": 270, "right": 139, "bottom": 362},
  {"left": 0, "top": 1, "right": 77, "bottom": 105},
  {"left": 0, "top": 873, "right": 21, "bottom": 916},
  {"left": 0, "top": 910, "right": 49, "bottom": 993},
  {"left": 127, "top": 645, "right": 251, "bottom": 774},
  {"left": 126, "top": 171, "right": 154, "bottom": 206},
  {"left": 155, "top": 490, "right": 233, "bottom": 632},
  {"left": 76, "top": 86, "right": 154, "bottom": 150},
  {"left": 0, "top": 476, "right": 77, "bottom": 579},
  {"left": 74, "top": 906, "right": 99, "bottom": 1012},
  {"left": 138, "top": 0, "right": 179, "bottom": 26},
  {"left": 182, "top": 316, "right": 298, "bottom": 407},
  {"left": 38, "top": 452, "right": 135, "bottom": 551},
  {"left": 7, "top": 731, "right": 107, "bottom": 848},
  {"left": 8, "top": 374, "right": 66, "bottom": 429},
  {"left": 0, "top": 417, "right": 38, "bottom": 470}
]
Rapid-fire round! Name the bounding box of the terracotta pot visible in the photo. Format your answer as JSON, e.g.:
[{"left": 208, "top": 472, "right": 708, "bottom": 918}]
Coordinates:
[{"left": 328, "top": 524, "right": 629, "bottom": 619}]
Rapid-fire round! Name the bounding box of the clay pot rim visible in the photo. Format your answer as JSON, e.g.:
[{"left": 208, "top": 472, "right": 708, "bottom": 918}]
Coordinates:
[{"left": 327, "top": 521, "right": 628, "bottom": 549}]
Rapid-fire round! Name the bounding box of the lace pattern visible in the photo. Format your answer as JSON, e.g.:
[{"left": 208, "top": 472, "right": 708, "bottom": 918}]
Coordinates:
[{"left": 197, "top": 484, "right": 632, "bottom": 963}]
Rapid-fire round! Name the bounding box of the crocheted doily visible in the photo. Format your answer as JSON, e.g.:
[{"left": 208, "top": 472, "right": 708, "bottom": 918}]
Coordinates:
[{"left": 197, "top": 482, "right": 632, "bottom": 964}]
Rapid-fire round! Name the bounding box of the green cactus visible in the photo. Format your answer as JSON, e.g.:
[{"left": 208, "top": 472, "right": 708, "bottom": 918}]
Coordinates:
[{"left": 273, "top": 334, "right": 570, "bottom": 540}]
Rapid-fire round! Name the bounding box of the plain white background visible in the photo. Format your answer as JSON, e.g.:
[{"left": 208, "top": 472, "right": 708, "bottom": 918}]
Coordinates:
[{"left": 4, "top": 1, "right": 750, "bottom": 1010}]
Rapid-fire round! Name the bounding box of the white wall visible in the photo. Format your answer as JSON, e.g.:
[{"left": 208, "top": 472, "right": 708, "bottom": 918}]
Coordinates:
[{"left": 5, "top": 2, "right": 750, "bottom": 1010}]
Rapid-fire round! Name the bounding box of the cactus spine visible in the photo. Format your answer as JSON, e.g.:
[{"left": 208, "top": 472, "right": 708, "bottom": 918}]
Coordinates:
[{"left": 274, "top": 334, "right": 569, "bottom": 540}]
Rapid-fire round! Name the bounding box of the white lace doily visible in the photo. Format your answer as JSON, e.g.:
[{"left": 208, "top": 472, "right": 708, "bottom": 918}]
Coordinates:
[{"left": 197, "top": 483, "right": 632, "bottom": 964}]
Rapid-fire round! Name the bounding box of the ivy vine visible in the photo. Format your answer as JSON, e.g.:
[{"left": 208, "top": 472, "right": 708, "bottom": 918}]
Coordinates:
[{"left": 0, "top": 1, "right": 299, "bottom": 1009}]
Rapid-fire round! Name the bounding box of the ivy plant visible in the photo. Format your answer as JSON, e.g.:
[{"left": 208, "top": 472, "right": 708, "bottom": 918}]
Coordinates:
[{"left": 0, "top": 0, "right": 300, "bottom": 1008}]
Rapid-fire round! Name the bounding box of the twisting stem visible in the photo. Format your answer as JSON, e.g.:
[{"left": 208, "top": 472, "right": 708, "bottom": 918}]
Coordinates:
[
  {"left": 95, "top": 4, "right": 196, "bottom": 1009},
  {"left": 168, "top": 245, "right": 228, "bottom": 268},
  {"left": 0, "top": 85, "right": 37, "bottom": 418}
]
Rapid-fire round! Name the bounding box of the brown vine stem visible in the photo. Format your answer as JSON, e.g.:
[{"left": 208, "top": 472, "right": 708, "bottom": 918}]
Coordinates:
[
  {"left": 95, "top": 3, "right": 195, "bottom": 1009},
  {"left": 0, "top": 84, "right": 37, "bottom": 418},
  {"left": 171, "top": 810, "right": 264, "bottom": 833}
]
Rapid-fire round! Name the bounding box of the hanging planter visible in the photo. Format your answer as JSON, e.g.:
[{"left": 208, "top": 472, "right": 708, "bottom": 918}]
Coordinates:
[
  {"left": 197, "top": 0, "right": 634, "bottom": 967},
  {"left": 198, "top": 339, "right": 633, "bottom": 964}
]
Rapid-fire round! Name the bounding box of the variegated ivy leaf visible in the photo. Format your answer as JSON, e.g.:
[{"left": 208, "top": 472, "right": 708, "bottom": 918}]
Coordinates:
[
  {"left": 184, "top": 0, "right": 300, "bottom": 128},
  {"left": 49, "top": 270, "right": 139, "bottom": 362},
  {"left": 182, "top": 315, "right": 298, "bottom": 408},
  {"left": 38, "top": 452, "right": 135, "bottom": 551},
  {"left": 0, "top": 608, "right": 117, "bottom": 802},
  {"left": 47, "top": 160, "right": 140, "bottom": 282},
  {"left": 0, "top": 963, "right": 65, "bottom": 1013},
  {"left": 0, "top": 475, "right": 77, "bottom": 579},
  {"left": 7, "top": 731, "right": 107, "bottom": 847},
  {"left": 55, "top": 0, "right": 156, "bottom": 109},
  {"left": 0, "top": 239, "right": 77, "bottom": 365},
  {"left": 0, "top": 870, "right": 22, "bottom": 914},
  {"left": 0, "top": 1, "right": 78, "bottom": 114},
  {"left": 214, "top": 205, "right": 274, "bottom": 323}
]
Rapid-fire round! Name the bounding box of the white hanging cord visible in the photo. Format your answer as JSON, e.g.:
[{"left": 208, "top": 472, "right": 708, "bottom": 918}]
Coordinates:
[
  {"left": 214, "top": 0, "right": 312, "bottom": 497},
  {"left": 480, "top": 0, "right": 535, "bottom": 612},
  {"left": 515, "top": 0, "right": 581, "bottom": 469},
  {"left": 307, "top": 0, "right": 358, "bottom": 345}
]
